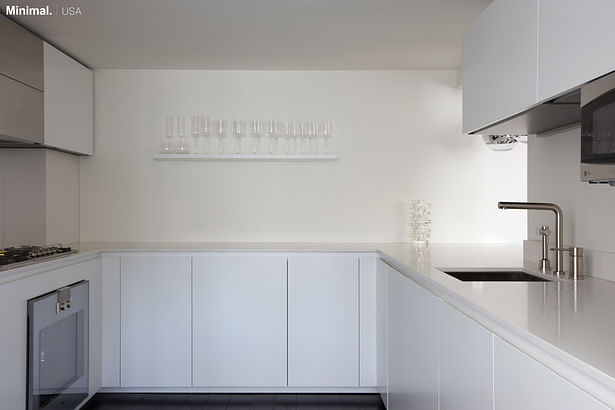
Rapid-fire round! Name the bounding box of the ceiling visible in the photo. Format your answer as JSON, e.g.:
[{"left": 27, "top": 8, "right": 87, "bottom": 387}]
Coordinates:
[{"left": 2, "top": 0, "right": 491, "bottom": 70}]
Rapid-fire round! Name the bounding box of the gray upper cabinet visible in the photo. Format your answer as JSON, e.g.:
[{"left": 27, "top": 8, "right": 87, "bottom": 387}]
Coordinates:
[
  {"left": 462, "top": 0, "right": 538, "bottom": 134},
  {"left": 0, "top": 16, "right": 93, "bottom": 155},
  {"left": 537, "top": 0, "right": 615, "bottom": 102},
  {"left": 0, "top": 15, "right": 43, "bottom": 91}
]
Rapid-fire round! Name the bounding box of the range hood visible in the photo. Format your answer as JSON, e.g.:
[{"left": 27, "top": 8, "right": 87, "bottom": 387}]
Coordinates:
[{"left": 470, "top": 89, "right": 581, "bottom": 136}]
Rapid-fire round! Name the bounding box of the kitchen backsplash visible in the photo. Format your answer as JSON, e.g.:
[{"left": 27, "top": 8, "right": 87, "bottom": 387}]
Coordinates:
[
  {"left": 0, "top": 148, "right": 79, "bottom": 247},
  {"left": 527, "top": 127, "right": 615, "bottom": 256}
]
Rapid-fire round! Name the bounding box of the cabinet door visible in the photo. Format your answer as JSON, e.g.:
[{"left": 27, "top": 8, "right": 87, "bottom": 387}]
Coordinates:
[
  {"left": 359, "top": 253, "right": 378, "bottom": 387},
  {"left": 0, "top": 15, "right": 43, "bottom": 91},
  {"left": 494, "top": 337, "right": 608, "bottom": 410},
  {"left": 439, "top": 302, "right": 493, "bottom": 410},
  {"left": 192, "top": 253, "right": 287, "bottom": 387},
  {"left": 120, "top": 255, "right": 191, "bottom": 387},
  {"left": 387, "top": 266, "right": 438, "bottom": 410},
  {"left": 43, "top": 42, "right": 93, "bottom": 155},
  {"left": 462, "top": 0, "right": 538, "bottom": 133},
  {"left": 288, "top": 253, "right": 359, "bottom": 387},
  {"left": 376, "top": 260, "right": 389, "bottom": 407},
  {"left": 537, "top": 0, "right": 615, "bottom": 101}
]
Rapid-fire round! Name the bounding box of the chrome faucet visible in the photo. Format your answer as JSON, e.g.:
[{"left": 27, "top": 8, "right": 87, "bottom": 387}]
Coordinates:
[{"left": 498, "top": 202, "right": 565, "bottom": 278}]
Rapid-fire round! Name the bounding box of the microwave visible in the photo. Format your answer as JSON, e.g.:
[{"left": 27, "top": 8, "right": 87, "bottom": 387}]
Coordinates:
[{"left": 581, "top": 71, "right": 615, "bottom": 184}]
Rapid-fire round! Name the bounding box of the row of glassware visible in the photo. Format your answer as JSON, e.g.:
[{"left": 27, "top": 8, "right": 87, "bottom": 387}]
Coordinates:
[{"left": 161, "top": 115, "right": 332, "bottom": 154}]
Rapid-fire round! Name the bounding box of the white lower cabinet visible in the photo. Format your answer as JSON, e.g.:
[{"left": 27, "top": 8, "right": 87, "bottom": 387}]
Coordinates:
[
  {"left": 287, "top": 253, "right": 359, "bottom": 387},
  {"left": 376, "top": 260, "right": 389, "bottom": 407},
  {"left": 387, "top": 263, "right": 438, "bottom": 410},
  {"left": 494, "top": 337, "right": 608, "bottom": 410},
  {"left": 120, "top": 255, "right": 192, "bottom": 387},
  {"left": 438, "top": 302, "right": 493, "bottom": 410},
  {"left": 192, "top": 253, "right": 287, "bottom": 387}
]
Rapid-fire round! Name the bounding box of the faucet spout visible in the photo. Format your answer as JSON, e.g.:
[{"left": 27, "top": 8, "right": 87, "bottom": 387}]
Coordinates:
[{"left": 498, "top": 201, "right": 564, "bottom": 277}]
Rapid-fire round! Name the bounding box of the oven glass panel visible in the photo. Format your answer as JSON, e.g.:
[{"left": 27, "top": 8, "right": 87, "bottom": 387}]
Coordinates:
[
  {"left": 37, "top": 312, "right": 85, "bottom": 408},
  {"left": 582, "top": 90, "right": 615, "bottom": 163}
]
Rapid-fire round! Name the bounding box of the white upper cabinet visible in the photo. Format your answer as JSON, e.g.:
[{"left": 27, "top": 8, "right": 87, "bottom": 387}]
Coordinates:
[
  {"left": 462, "top": 0, "right": 538, "bottom": 133},
  {"left": 43, "top": 42, "right": 93, "bottom": 155},
  {"left": 537, "top": 0, "right": 615, "bottom": 101},
  {"left": 464, "top": 0, "right": 615, "bottom": 133},
  {"left": 287, "top": 253, "right": 359, "bottom": 387},
  {"left": 192, "top": 253, "right": 287, "bottom": 387}
]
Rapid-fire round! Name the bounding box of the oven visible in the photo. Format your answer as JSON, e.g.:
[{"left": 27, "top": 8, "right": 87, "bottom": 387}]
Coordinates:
[
  {"left": 581, "top": 70, "right": 615, "bottom": 184},
  {"left": 27, "top": 281, "right": 89, "bottom": 410}
]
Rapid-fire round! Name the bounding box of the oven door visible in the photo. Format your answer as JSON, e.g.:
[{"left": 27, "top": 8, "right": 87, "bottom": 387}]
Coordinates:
[
  {"left": 27, "top": 281, "right": 89, "bottom": 410},
  {"left": 581, "top": 72, "right": 615, "bottom": 182}
]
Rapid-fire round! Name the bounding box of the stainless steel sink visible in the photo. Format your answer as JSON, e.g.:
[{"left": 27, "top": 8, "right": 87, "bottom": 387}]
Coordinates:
[{"left": 441, "top": 270, "right": 550, "bottom": 282}]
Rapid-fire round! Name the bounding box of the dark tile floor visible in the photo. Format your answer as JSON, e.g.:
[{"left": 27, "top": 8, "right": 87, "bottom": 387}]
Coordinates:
[{"left": 81, "top": 393, "right": 385, "bottom": 410}]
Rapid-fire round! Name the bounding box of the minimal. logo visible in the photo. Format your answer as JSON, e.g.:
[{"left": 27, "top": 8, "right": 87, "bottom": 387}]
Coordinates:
[{"left": 5, "top": 5, "right": 52, "bottom": 16}]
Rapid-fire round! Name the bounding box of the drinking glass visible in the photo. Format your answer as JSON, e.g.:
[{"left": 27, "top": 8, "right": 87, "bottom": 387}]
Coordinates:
[
  {"left": 252, "top": 119, "right": 263, "bottom": 154},
  {"left": 161, "top": 115, "right": 174, "bottom": 153},
  {"left": 200, "top": 116, "right": 210, "bottom": 154},
  {"left": 319, "top": 121, "right": 331, "bottom": 154},
  {"left": 216, "top": 119, "right": 226, "bottom": 154},
  {"left": 294, "top": 121, "right": 303, "bottom": 154},
  {"left": 308, "top": 121, "right": 317, "bottom": 153},
  {"left": 233, "top": 119, "right": 244, "bottom": 154},
  {"left": 284, "top": 121, "right": 293, "bottom": 154},
  {"left": 191, "top": 115, "right": 200, "bottom": 153},
  {"left": 177, "top": 116, "right": 188, "bottom": 154},
  {"left": 267, "top": 119, "right": 278, "bottom": 154}
]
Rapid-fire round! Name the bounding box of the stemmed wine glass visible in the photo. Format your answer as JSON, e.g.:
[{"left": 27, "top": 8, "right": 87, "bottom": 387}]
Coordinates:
[
  {"left": 284, "top": 121, "right": 293, "bottom": 154},
  {"left": 296, "top": 121, "right": 305, "bottom": 154},
  {"left": 162, "top": 115, "right": 174, "bottom": 153},
  {"left": 233, "top": 119, "right": 244, "bottom": 154},
  {"left": 252, "top": 119, "right": 263, "bottom": 154},
  {"left": 191, "top": 115, "right": 200, "bottom": 153},
  {"left": 319, "top": 121, "right": 331, "bottom": 154},
  {"left": 268, "top": 119, "right": 279, "bottom": 154},
  {"left": 200, "top": 116, "right": 210, "bottom": 154},
  {"left": 177, "top": 116, "right": 188, "bottom": 154},
  {"left": 308, "top": 121, "right": 317, "bottom": 154},
  {"left": 215, "top": 119, "right": 226, "bottom": 154}
]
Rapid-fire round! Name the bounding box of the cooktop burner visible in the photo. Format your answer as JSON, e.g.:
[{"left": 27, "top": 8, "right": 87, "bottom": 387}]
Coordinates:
[{"left": 0, "top": 245, "right": 76, "bottom": 267}]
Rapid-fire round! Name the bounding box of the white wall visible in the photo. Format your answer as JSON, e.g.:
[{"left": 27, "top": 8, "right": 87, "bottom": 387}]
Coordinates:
[
  {"left": 80, "top": 70, "right": 527, "bottom": 243},
  {"left": 528, "top": 127, "right": 615, "bottom": 252}
]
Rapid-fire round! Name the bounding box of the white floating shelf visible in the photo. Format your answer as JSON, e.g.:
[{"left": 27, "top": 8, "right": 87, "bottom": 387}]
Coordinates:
[{"left": 154, "top": 153, "right": 338, "bottom": 161}]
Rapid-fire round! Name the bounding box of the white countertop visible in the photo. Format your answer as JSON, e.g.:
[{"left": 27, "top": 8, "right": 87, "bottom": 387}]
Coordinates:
[
  {"left": 378, "top": 243, "right": 615, "bottom": 407},
  {"left": 3, "top": 241, "right": 614, "bottom": 405}
]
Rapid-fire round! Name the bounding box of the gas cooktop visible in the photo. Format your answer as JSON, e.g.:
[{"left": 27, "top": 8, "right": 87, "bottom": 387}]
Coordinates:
[{"left": 0, "top": 245, "right": 77, "bottom": 270}]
